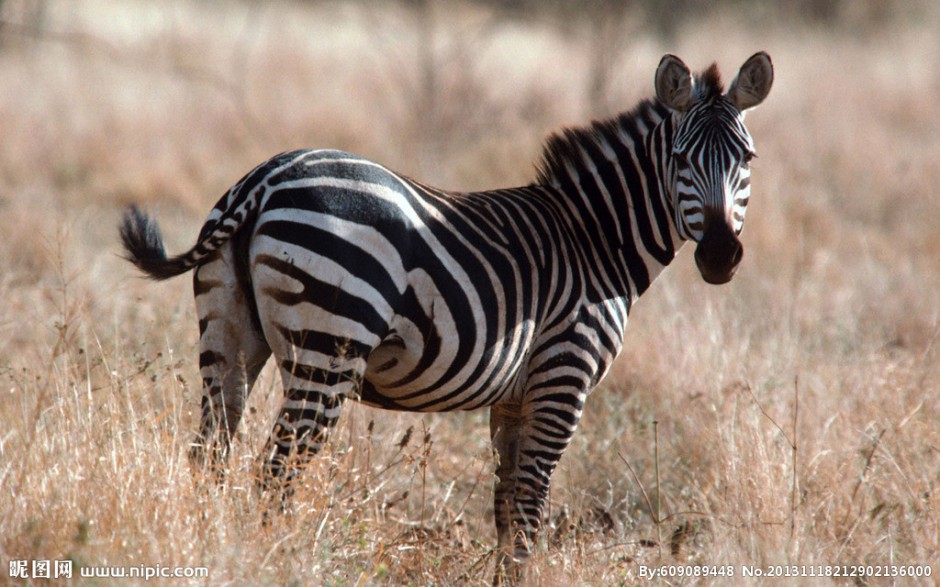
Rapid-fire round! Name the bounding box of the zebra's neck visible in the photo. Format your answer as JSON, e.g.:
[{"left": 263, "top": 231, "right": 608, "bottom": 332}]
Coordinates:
[{"left": 535, "top": 99, "right": 684, "bottom": 305}]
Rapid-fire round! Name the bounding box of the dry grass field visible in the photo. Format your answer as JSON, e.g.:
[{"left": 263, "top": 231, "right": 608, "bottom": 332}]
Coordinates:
[{"left": 1, "top": 0, "right": 939, "bottom": 584}]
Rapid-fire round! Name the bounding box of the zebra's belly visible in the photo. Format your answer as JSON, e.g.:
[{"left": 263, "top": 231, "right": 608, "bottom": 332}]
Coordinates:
[{"left": 359, "top": 320, "right": 532, "bottom": 412}]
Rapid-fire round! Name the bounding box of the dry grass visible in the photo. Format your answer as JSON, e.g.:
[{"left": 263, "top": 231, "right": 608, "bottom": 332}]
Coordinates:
[{"left": 1, "top": 0, "right": 939, "bottom": 585}]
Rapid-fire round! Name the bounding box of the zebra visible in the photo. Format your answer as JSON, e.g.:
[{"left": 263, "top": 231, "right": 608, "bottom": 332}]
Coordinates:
[{"left": 120, "top": 52, "right": 772, "bottom": 581}]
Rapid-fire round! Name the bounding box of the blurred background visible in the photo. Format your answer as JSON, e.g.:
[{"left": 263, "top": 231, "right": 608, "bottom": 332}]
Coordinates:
[{"left": 1, "top": 0, "right": 938, "bottom": 584}]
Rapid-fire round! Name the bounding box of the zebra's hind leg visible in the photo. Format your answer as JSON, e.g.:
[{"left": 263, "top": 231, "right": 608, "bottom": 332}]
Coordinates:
[
  {"left": 259, "top": 336, "right": 366, "bottom": 506},
  {"left": 190, "top": 252, "right": 271, "bottom": 478}
]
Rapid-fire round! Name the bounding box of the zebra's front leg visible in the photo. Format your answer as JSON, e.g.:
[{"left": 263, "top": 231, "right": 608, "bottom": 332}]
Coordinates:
[
  {"left": 491, "top": 389, "right": 586, "bottom": 584},
  {"left": 490, "top": 403, "right": 522, "bottom": 584}
]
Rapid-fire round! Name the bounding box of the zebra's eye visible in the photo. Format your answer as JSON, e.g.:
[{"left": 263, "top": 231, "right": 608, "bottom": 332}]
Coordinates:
[
  {"left": 741, "top": 151, "right": 757, "bottom": 170},
  {"left": 672, "top": 150, "right": 689, "bottom": 166}
]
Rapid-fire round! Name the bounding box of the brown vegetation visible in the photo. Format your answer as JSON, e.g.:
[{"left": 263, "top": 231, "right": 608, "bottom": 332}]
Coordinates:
[{"left": 1, "top": 0, "right": 938, "bottom": 584}]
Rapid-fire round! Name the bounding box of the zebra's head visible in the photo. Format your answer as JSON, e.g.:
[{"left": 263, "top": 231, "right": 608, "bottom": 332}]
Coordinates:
[{"left": 655, "top": 52, "right": 773, "bottom": 284}]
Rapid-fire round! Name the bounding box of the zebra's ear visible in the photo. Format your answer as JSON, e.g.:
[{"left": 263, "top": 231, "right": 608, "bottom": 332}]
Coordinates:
[
  {"left": 728, "top": 52, "right": 773, "bottom": 112},
  {"left": 655, "top": 54, "right": 695, "bottom": 113}
]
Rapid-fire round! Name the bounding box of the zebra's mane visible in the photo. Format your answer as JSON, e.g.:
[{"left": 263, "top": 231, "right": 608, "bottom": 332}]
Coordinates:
[
  {"left": 696, "top": 63, "right": 724, "bottom": 101},
  {"left": 535, "top": 64, "right": 723, "bottom": 187}
]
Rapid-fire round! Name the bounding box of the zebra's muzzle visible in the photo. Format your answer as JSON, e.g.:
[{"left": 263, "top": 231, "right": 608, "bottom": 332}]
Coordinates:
[{"left": 694, "top": 218, "right": 743, "bottom": 285}]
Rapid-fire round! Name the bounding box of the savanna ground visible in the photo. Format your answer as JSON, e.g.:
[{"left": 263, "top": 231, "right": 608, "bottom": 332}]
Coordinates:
[{"left": 1, "top": 0, "right": 938, "bottom": 584}]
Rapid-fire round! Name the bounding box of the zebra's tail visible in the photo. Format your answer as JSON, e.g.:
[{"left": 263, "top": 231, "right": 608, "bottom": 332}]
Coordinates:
[{"left": 119, "top": 204, "right": 209, "bottom": 280}]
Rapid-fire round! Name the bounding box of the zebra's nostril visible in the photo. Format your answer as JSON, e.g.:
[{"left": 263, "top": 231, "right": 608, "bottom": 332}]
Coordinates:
[{"left": 732, "top": 243, "right": 744, "bottom": 266}]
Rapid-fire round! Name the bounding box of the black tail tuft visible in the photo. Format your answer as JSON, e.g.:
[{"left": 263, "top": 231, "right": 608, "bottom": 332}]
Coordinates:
[{"left": 119, "top": 205, "right": 194, "bottom": 280}]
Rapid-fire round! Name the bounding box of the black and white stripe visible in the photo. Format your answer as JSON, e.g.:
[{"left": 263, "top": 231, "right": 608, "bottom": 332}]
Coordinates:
[{"left": 120, "top": 52, "right": 771, "bottom": 581}]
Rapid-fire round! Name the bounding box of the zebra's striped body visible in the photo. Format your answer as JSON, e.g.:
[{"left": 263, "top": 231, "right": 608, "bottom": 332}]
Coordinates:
[{"left": 121, "top": 53, "right": 772, "bottom": 581}]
